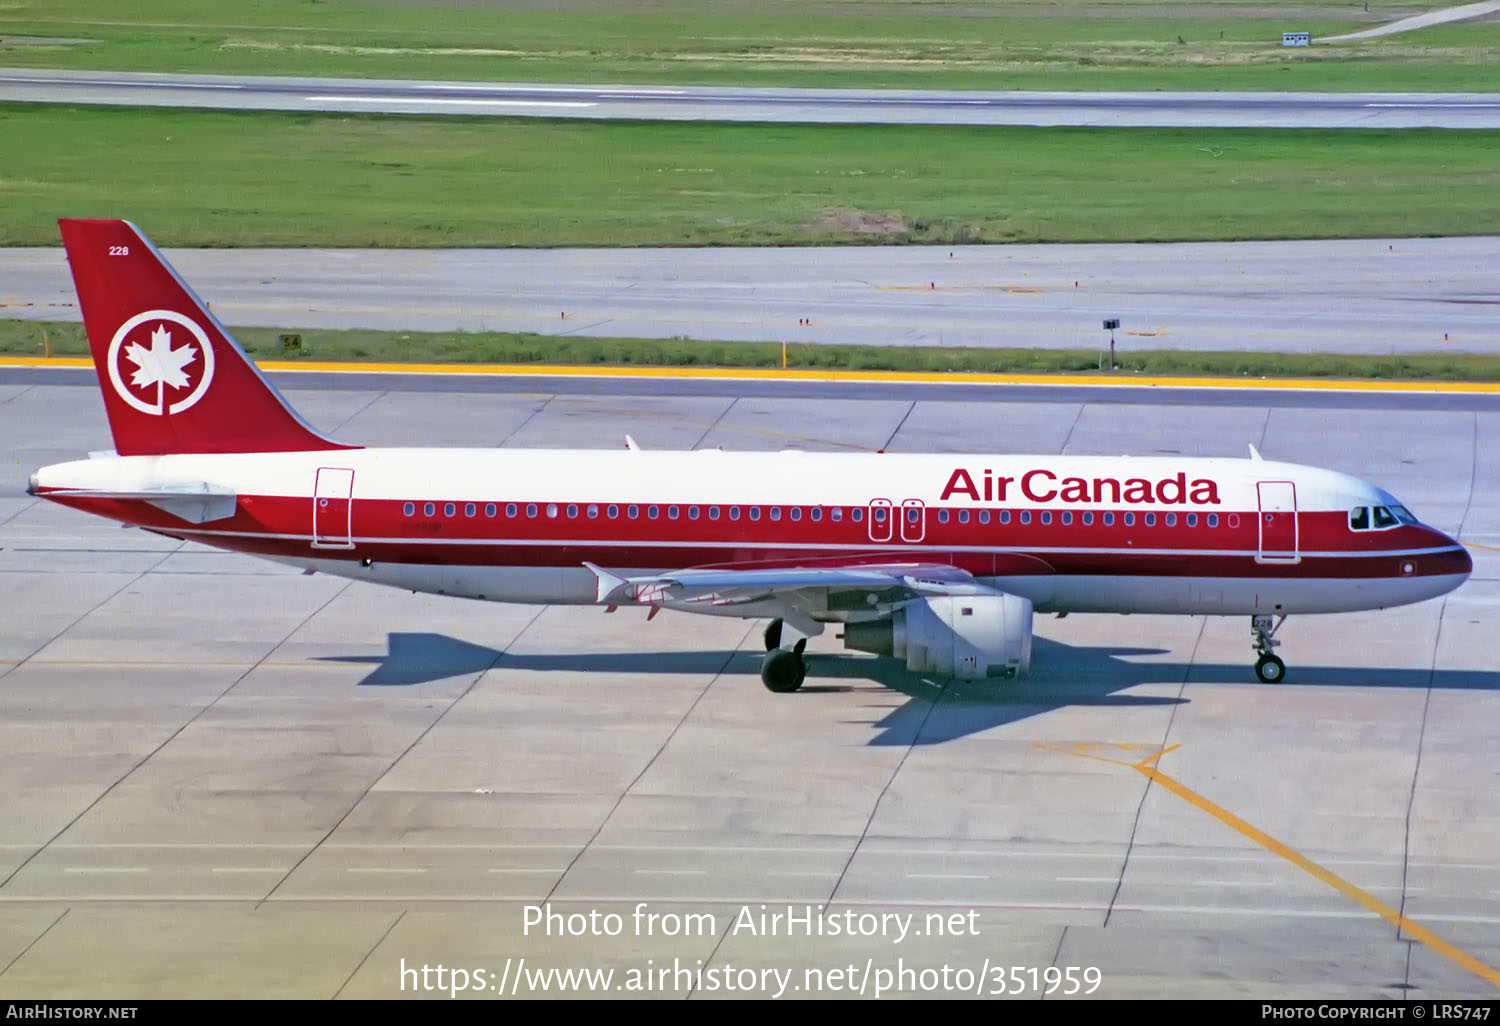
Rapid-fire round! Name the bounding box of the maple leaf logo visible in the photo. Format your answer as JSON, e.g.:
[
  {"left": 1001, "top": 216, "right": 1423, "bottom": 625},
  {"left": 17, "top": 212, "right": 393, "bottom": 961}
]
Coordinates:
[{"left": 124, "top": 325, "right": 197, "bottom": 392}]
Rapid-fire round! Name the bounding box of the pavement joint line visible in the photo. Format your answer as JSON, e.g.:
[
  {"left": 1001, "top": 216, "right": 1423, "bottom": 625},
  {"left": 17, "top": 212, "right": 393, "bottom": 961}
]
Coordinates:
[
  {"left": 257, "top": 603, "right": 530, "bottom": 907},
  {"left": 544, "top": 621, "right": 752, "bottom": 908},
  {"left": 0, "top": 547, "right": 307, "bottom": 894},
  {"left": 1037, "top": 741, "right": 1500, "bottom": 992},
  {"left": 334, "top": 908, "right": 406, "bottom": 1001},
  {"left": 0, "top": 907, "right": 68, "bottom": 980},
  {"left": 5, "top": 355, "right": 1500, "bottom": 395}
]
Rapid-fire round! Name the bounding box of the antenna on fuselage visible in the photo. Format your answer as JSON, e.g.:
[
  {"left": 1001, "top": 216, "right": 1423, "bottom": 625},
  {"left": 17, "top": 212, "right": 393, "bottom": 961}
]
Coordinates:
[{"left": 625, "top": 434, "right": 642, "bottom": 451}]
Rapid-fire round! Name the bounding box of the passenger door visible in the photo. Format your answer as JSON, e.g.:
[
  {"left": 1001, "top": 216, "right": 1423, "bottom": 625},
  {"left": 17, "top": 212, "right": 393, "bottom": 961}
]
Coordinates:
[
  {"left": 1256, "top": 480, "right": 1298, "bottom": 563},
  {"left": 313, "top": 467, "right": 355, "bottom": 549}
]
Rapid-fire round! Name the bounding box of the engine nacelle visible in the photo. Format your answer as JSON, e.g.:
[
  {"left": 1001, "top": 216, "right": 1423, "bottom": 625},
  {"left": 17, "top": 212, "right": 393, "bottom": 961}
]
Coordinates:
[{"left": 843, "top": 594, "right": 1033, "bottom": 680}]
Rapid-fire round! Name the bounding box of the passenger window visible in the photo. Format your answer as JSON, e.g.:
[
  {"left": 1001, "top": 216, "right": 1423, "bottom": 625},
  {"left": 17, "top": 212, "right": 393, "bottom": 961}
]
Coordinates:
[
  {"left": 566, "top": 504, "right": 578, "bottom": 518},
  {"left": 1082, "top": 512, "right": 1092, "bottom": 526},
  {"left": 424, "top": 502, "right": 435, "bottom": 516},
  {"left": 830, "top": 507, "right": 841, "bottom": 522},
  {"left": 465, "top": 503, "right": 476, "bottom": 517},
  {"left": 485, "top": 503, "right": 496, "bottom": 518},
  {"left": 403, "top": 502, "right": 414, "bottom": 517},
  {"left": 648, "top": 505, "right": 659, "bottom": 519},
  {"left": 810, "top": 507, "right": 821, "bottom": 522},
  {"left": 506, "top": 503, "right": 517, "bottom": 517},
  {"left": 770, "top": 507, "right": 782, "bottom": 521},
  {"left": 1207, "top": 513, "right": 1219, "bottom": 528},
  {"left": 1061, "top": 511, "right": 1072, "bottom": 526},
  {"left": 1103, "top": 512, "right": 1114, "bottom": 526},
  {"left": 1144, "top": 513, "right": 1155, "bottom": 527},
  {"left": 938, "top": 509, "right": 950, "bottom": 524},
  {"left": 709, "top": 506, "right": 720, "bottom": 520},
  {"left": 850, "top": 508, "right": 863, "bottom": 523},
  {"left": 545, "top": 504, "right": 557, "bottom": 518},
  {"left": 999, "top": 510, "right": 1010, "bottom": 525},
  {"left": 1186, "top": 513, "right": 1197, "bottom": 527},
  {"left": 1165, "top": 513, "right": 1176, "bottom": 527},
  {"left": 1040, "top": 511, "right": 1052, "bottom": 525},
  {"left": 750, "top": 507, "right": 761, "bottom": 521},
  {"left": 730, "top": 506, "right": 740, "bottom": 521},
  {"left": 688, "top": 506, "right": 699, "bottom": 520},
  {"left": 445, "top": 503, "right": 457, "bottom": 517},
  {"left": 628, "top": 504, "right": 639, "bottom": 519},
  {"left": 667, "top": 505, "right": 679, "bottom": 520},
  {"left": 587, "top": 504, "right": 598, "bottom": 519},
  {"left": 607, "top": 504, "right": 619, "bottom": 519},
  {"left": 1373, "top": 506, "right": 1398, "bottom": 528},
  {"left": 1019, "top": 511, "right": 1031, "bottom": 525},
  {"left": 979, "top": 510, "right": 989, "bottom": 524},
  {"left": 959, "top": 509, "right": 970, "bottom": 524},
  {"left": 1349, "top": 506, "right": 1370, "bottom": 531},
  {"left": 906, "top": 508, "right": 919, "bottom": 523},
  {"left": 790, "top": 508, "right": 802, "bottom": 521},
  {"left": 526, "top": 503, "right": 537, "bottom": 518}
]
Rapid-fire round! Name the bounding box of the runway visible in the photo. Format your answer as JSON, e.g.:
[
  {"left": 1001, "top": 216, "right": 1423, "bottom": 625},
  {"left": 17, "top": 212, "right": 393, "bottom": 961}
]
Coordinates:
[
  {"left": 1, "top": 371, "right": 1497, "bottom": 997},
  {"left": 4, "top": 68, "right": 1500, "bottom": 129},
  {"left": 5, "top": 236, "right": 1499, "bottom": 355}
]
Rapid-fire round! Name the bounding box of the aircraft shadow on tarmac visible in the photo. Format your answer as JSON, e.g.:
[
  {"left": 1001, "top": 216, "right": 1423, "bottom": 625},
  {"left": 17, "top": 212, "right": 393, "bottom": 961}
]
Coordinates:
[{"left": 319, "top": 632, "right": 1500, "bottom": 747}]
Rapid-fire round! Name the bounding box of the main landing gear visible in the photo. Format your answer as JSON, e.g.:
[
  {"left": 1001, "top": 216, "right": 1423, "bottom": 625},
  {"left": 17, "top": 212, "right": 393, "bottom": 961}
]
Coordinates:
[
  {"left": 1251, "top": 614, "right": 1287, "bottom": 683},
  {"left": 760, "top": 618, "right": 807, "bottom": 693}
]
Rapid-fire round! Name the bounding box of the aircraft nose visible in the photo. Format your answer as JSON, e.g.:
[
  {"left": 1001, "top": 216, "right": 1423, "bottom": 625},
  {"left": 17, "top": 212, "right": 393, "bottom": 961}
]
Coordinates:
[{"left": 1431, "top": 526, "right": 1473, "bottom": 577}]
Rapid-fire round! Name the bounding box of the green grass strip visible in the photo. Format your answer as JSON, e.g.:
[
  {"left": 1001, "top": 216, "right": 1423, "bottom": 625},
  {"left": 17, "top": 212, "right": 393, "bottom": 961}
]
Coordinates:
[
  {"left": 2, "top": 105, "right": 1499, "bottom": 247},
  {"left": 3, "top": 0, "right": 1499, "bottom": 93},
  {"left": 7, "top": 319, "right": 1498, "bottom": 382}
]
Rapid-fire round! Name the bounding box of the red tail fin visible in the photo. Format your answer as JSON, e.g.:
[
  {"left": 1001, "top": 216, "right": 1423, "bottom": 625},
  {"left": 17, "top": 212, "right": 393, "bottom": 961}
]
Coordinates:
[{"left": 59, "top": 219, "right": 353, "bottom": 456}]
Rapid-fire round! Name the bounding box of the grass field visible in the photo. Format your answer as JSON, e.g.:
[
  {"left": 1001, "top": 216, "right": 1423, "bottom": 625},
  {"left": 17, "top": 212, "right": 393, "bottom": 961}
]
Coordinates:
[
  {"left": 3, "top": 0, "right": 1499, "bottom": 92},
  {"left": 6, "top": 318, "right": 1498, "bottom": 383},
  {"left": 3, "top": 104, "right": 1498, "bottom": 247}
]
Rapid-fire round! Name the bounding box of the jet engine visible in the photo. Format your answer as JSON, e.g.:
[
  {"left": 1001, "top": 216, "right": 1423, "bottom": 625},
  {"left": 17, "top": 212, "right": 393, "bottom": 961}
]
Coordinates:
[{"left": 843, "top": 594, "right": 1033, "bottom": 679}]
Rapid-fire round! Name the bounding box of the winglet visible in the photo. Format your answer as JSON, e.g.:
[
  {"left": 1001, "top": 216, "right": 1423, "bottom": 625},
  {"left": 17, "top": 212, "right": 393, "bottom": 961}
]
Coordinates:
[
  {"left": 625, "top": 434, "right": 641, "bottom": 451},
  {"left": 1247, "top": 443, "right": 1263, "bottom": 461},
  {"left": 581, "top": 561, "right": 631, "bottom": 604}
]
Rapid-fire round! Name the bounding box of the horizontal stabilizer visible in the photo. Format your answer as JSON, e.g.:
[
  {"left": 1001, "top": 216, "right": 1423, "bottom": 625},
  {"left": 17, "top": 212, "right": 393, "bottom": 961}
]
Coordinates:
[{"left": 45, "top": 482, "right": 237, "bottom": 524}]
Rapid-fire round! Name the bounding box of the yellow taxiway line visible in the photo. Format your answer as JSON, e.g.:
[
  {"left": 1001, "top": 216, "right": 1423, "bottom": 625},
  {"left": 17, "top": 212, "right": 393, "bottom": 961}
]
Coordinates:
[
  {"left": 4, "top": 355, "right": 1500, "bottom": 394},
  {"left": 1038, "top": 742, "right": 1500, "bottom": 992}
]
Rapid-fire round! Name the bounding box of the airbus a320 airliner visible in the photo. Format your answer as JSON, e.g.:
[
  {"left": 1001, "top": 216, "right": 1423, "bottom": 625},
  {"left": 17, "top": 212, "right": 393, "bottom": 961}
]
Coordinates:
[{"left": 29, "top": 220, "right": 1472, "bottom": 691}]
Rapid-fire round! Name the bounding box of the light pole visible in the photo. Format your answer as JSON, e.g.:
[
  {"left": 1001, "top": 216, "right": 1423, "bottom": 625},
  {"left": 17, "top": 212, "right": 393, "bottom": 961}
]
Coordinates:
[{"left": 1102, "top": 318, "right": 1120, "bottom": 370}]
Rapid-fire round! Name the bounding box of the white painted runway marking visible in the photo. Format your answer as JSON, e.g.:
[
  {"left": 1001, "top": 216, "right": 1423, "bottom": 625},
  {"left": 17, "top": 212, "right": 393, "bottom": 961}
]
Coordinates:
[
  {"left": 306, "top": 96, "right": 598, "bottom": 109},
  {"left": 486, "top": 868, "right": 556, "bottom": 874},
  {"left": 210, "top": 867, "right": 283, "bottom": 874},
  {"left": 634, "top": 869, "right": 707, "bottom": 876},
  {"left": 63, "top": 867, "right": 147, "bottom": 874},
  {"left": 907, "top": 873, "right": 991, "bottom": 880},
  {"left": 345, "top": 867, "right": 426, "bottom": 874}
]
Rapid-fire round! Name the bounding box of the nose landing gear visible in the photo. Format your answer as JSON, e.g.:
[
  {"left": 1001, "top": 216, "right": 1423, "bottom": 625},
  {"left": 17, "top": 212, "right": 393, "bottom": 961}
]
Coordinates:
[{"left": 1251, "top": 614, "right": 1286, "bottom": 683}]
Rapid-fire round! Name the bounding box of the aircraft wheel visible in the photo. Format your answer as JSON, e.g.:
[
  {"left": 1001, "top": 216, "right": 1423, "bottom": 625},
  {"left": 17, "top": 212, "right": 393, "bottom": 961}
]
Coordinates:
[
  {"left": 761, "top": 648, "right": 804, "bottom": 693},
  {"left": 763, "top": 618, "right": 784, "bottom": 652},
  {"left": 1254, "top": 654, "right": 1286, "bottom": 684}
]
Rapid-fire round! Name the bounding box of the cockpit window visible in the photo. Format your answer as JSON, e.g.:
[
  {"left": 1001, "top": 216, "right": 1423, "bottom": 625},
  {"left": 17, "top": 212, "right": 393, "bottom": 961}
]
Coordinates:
[
  {"left": 1348, "top": 506, "right": 1369, "bottom": 531},
  {"left": 1372, "top": 506, "right": 1398, "bottom": 528},
  {"left": 1389, "top": 505, "right": 1418, "bottom": 525}
]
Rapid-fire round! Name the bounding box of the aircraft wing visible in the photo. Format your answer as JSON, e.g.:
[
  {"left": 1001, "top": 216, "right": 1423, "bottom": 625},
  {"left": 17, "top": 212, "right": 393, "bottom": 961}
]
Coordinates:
[{"left": 582, "top": 560, "right": 1000, "bottom": 609}]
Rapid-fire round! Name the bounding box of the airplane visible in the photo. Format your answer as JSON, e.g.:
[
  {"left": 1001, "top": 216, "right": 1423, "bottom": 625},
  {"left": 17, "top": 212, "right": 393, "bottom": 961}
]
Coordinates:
[{"left": 27, "top": 219, "right": 1473, "bottom": 692}]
